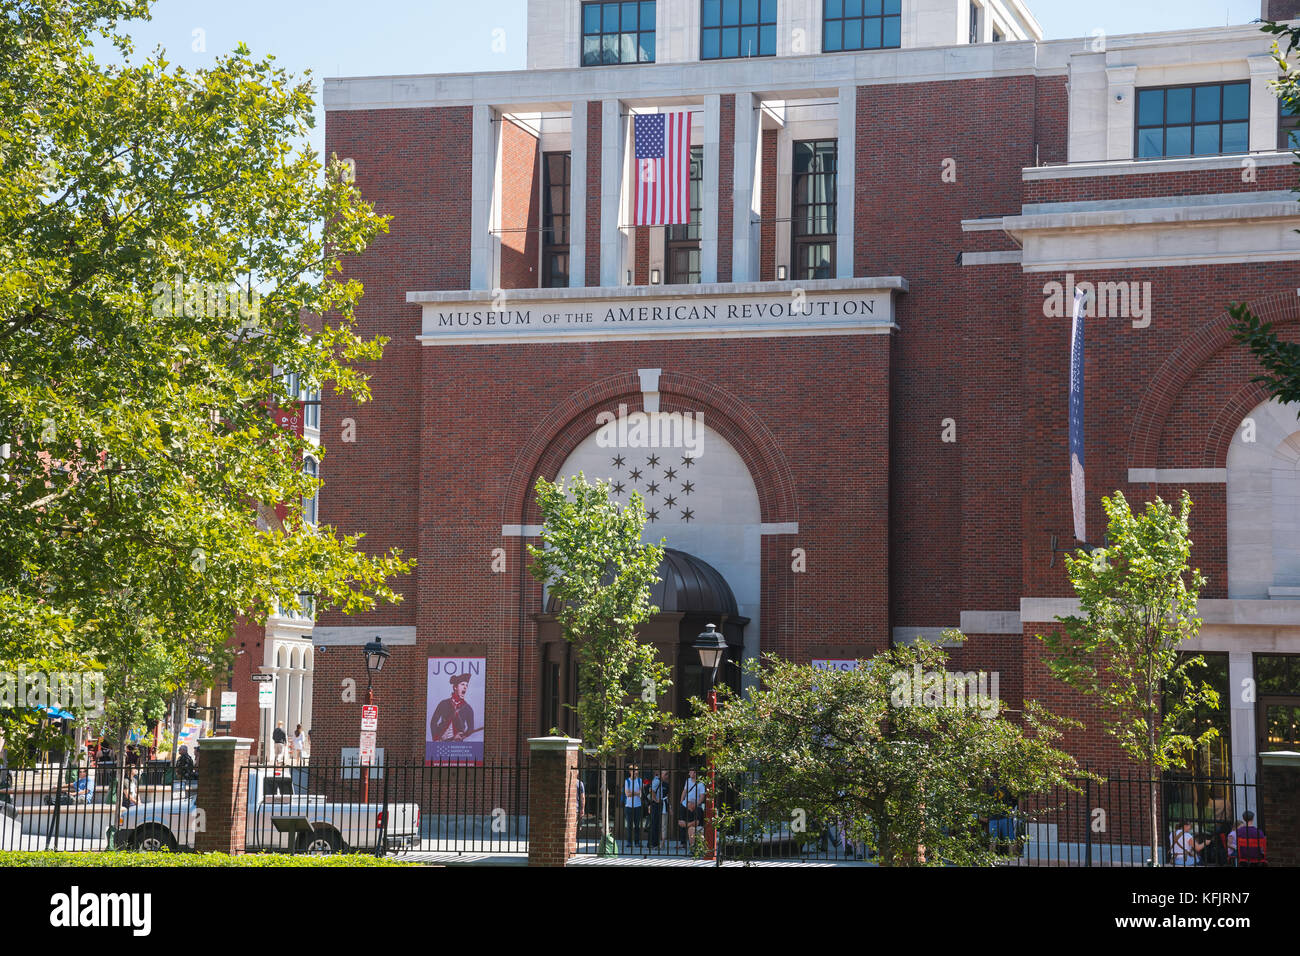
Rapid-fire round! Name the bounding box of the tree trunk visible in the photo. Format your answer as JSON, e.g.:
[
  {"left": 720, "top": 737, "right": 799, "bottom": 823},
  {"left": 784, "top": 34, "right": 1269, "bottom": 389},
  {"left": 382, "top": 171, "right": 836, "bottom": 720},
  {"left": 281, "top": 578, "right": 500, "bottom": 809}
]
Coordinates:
[{"left": 598, "top": 769, "right": 612, "bottom": 856}]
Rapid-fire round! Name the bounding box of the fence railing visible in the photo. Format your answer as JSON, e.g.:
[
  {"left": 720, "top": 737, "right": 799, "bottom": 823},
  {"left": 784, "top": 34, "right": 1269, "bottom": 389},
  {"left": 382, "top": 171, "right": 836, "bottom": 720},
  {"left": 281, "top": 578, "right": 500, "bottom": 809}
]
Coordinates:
[
  {"left": 241, "top": 760, "right": 528, "bottom": 856},
  {"left": 0, "top": 756, "right": 196, "bottom": 852}
]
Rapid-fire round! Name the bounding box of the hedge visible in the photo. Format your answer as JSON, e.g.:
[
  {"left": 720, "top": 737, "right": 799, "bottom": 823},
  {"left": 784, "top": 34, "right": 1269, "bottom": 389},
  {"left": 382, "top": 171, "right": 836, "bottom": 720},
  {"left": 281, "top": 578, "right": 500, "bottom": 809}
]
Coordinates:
[{"left": 0, "top": 851, "right": 414, "bottom": 867}]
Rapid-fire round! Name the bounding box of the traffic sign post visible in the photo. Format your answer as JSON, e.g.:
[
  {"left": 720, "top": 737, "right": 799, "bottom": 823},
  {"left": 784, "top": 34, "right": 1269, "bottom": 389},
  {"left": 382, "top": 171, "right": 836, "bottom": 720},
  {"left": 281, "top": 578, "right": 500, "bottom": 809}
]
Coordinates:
[
  {"left": 361, "top": 704, "right": 378, "bottom": 732},
  {"left": 358, "top": 731, "right": 376, "bottom": 767},
  {"left": 220, "top": 691, "right": 237, "bottom": 722}
]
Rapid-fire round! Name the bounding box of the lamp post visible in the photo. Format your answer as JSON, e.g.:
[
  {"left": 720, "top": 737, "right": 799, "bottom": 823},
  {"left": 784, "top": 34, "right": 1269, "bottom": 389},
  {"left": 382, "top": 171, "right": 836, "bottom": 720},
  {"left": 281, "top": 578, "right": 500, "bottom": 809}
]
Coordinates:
[
  {"left": 693, "top": 623, "right": 727, "bottom": 862},
  {"left": 360, "top": 636, "right": 389, "bottom": 803}
]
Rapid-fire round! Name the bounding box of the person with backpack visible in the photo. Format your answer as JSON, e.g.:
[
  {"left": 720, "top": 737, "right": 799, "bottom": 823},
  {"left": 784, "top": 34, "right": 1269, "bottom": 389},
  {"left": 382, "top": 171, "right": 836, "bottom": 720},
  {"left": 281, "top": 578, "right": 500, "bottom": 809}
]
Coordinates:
[{"left": 175, "top": 745, "right": 195, "bottom": 792}]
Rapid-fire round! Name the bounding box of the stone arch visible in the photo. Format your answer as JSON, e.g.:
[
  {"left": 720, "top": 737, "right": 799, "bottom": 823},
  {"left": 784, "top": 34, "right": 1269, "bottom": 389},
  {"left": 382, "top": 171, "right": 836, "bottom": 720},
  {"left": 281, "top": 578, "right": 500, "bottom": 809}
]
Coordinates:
[
  {"left": 1226, "top": 397, "right": 1300, "bottom": 598},
  {"left": 1128, "top": 291, "right": 1300, "bottom": 471},
  {"left": 500, "top": 369, "right": 799, "bottom": 527}
]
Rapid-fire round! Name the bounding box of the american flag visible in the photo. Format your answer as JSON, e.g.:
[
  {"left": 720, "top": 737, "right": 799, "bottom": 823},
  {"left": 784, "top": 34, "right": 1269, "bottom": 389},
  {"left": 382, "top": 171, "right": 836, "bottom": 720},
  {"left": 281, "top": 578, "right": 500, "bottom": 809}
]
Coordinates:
[
  {"left": 1068, "top": 286, "right": 1087, "bottom": 543},
  {"left": 633, "top": 112, "right": 692, "bottom": 226}
]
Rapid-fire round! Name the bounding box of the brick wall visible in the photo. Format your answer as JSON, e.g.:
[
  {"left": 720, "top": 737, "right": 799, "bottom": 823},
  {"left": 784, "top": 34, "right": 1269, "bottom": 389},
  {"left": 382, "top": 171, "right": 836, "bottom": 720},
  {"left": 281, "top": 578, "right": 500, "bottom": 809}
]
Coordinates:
[
  {"left": 760, "top": 128, "right": 777, "bottom": 280},
  {"left": 586, "top": 101, "right": 602, "bottom": 286},
  {"left": 717, "top": 95, "right": 735, "bottom": 283},
  {"left": 1259, "top": 761, "right": 1300, "bottom": 866}
]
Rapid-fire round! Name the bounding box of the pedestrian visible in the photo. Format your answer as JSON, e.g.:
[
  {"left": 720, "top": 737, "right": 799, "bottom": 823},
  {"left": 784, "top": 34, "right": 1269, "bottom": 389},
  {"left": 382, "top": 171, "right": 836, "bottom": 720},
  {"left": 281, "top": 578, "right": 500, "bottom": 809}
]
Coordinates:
[
  {"left": 1226, "top": 818, "right": 1243, "bottom": 862},
  {"left": 679, "top": 769, "right": 705, "bottom": 846},
  {"left": 647, "top": 769, "right": 667, "bottom": 849},
  {"left": 1169, "top": 821, "right": 1206, "bottom": 866},
  {"left": 1232, "top": 811, "right": 1267, "bottom": 867},
  {"left": 175, "top": 745, "right": 195, "bottom": 792},
  {"left": 622, "top": 762, "right": 643, "bottom": 852},
  {"left": 292, "top": 724, "right": 305, "bottom": 764},
  {"left": 122, "top": 769, "right": 139, "bottom": 808},
  {"left": 272, "top": 721, "right": 287, "bottom": 762},
  {"left": 575, "top": 774, "right": 586, "bottom": 843}
]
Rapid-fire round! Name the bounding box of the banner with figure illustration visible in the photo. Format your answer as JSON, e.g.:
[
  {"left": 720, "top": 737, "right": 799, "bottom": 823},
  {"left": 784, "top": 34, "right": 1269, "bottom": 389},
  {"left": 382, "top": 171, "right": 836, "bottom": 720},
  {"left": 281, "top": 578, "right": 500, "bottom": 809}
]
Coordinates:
[{"left": 425, "top": 658, "right": 485, "bottom": 765}]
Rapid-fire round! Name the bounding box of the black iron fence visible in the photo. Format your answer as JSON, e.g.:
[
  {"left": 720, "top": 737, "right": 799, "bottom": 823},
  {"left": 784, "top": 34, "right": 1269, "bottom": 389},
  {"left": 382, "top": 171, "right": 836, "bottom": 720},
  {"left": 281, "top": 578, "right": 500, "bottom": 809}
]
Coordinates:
[
  {"left": 241, "top": 759, "right": 528, "bottom": 856},
  {"left": 1013, "top": 774, "right": 1264, "bottom": 867},
  {"left": 0, "top": 756, "right": 195, "bottom": 852}
]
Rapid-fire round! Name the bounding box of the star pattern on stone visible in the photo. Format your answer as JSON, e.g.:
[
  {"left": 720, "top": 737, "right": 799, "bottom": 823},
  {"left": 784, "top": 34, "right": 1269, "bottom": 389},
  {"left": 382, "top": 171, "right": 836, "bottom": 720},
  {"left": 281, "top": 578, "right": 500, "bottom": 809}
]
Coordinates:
[
  {"left": 647, "top": 454, "right": 660, "bottom": 468},
  {"left": 647, "top": 509, "right": 659, "bottom": 523},
  {"left": 663, "top": 495, "right": 677, "bottom": 509},
  {"left": 628, "top": 468, "right": 642, "bottom": 482},
  {"left": 612, "top": 455, "right": 626, "bottom": 469},
  {"left": 663, "top": 467, "right": 677, "bottom": 481},
  {"left": 680, "top": 508, "right": 695, "bottom": 523},
  {"left": 646, "top": 481, "right": 660, "bottom": 495},
  {"left": 681, "top": 455, "right": 696, "bottom": 468},
  {"left": 612, "top": 482, "right": 625, "bottom": 495},
  {"left": 681, "top": 480, "right": 695, "bottom": 495}
]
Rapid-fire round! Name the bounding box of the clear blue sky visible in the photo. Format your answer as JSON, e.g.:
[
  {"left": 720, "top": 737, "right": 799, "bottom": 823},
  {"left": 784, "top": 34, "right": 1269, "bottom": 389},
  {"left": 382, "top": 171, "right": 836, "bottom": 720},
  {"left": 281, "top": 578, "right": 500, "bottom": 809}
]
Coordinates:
[{"left": 102, "top": 0, "right": 1264, "bottom": 161}]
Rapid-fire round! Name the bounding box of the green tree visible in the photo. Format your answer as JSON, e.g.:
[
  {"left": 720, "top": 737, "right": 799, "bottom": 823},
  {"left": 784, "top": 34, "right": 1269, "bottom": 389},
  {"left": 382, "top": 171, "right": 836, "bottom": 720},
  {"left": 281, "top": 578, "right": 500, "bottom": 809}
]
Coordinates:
[
  {"left": 527, "top": 473, "right": 669, "bottom": 854},
  {"left": 0, "top": 1, "right": 412, "bottom": 752},
  {"left": 677, "top": 636, "right": 1079, "bottom": 866},
  {"left": 1228, "top": 18, "right": 1300, "bottom": 402},
  {"left": 1038, "top": 490, "right": 1219, "bottom": 866}
]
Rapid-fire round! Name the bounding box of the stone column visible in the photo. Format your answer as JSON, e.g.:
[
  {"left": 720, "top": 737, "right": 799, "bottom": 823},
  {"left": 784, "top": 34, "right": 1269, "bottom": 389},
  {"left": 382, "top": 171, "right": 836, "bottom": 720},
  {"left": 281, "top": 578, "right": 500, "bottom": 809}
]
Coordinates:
[
  {"left": 527, "top": 736, "right": 581, "bottom": 867},
  {"left": 836, "top": 85, "right": 856, "bottom": 279},
  {"left": 569, "top": 100, "right": 588, "bottom": 287},
  {"left": 470, "top": 103, "right": 497, "bottom": 291},
  {"left": 701, "top": 94, "right": 721, "bottom": 284},
  {"left": 194, "top": 737, "right": 253, "bottom": 855},
  {"left": 600, "top": 99, "right": 626, "bottom": 286}
]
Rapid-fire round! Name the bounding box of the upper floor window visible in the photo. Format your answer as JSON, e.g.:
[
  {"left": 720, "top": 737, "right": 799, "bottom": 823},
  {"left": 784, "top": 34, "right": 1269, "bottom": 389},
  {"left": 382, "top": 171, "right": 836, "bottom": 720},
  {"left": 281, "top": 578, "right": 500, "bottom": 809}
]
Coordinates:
[
  {"left": 824, "top": 0, "right": 901, "bottom": 53},
  {"left": 701, "top": 0, "right": 776, "bottom": 60},
  {"left": 792, "top": 139, "right": 837, "bottom": 280},
  {"left": 542, "top": 152, "right": 571, "bottom": 288},
  {"left": 666, "top": 145, "right": 704, "bottom": 284},
  {"left": 582, "top": 1, "right": 655, "bottom": 66},
  {"left": 1135, "top": 81, "right": 1249, "bottom": 159},
  {"left": 302, "top": 455, "right": 318, "bottom": 525}
]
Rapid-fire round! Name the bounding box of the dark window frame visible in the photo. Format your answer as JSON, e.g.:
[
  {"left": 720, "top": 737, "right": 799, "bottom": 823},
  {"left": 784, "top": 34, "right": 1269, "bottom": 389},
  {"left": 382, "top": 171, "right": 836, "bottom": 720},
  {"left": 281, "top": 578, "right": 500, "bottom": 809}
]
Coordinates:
[
  {"left": 581, "top": 0, "right": 656, "bottom": 66},
  {"left": 1134, "top": 80, "right": 1250, "bottom": 159},
  {"left": 791, "top": 138, "right": 838, "bottom": 281},
  {"left": 1254, "top": 653, "right": 1300, "bottom": 754},
  {"left": 1279, "top": 96, "right": 1299, "bottom": 151},
  {"left": 822, "top": 0, "right": 902, "bottom": 54},
  {"left": 541, "top": 151, "right": 571, "bottom": 288},
  {"left": 700, "top": 0, "right": 777, "bottom": 60},
  {"left": 665, "top": 144, "right": 704, "bottom": 284}
]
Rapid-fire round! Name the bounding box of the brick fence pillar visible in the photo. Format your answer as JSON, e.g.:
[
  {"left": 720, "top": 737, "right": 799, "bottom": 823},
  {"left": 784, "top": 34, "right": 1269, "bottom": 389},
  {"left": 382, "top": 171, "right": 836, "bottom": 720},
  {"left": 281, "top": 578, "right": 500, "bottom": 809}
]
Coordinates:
[
  {"left": 194, "top": 737, "right": 253, "bottom": 854},
  {"left": 527, "top": 736, "right": 581, "bottom": 867},
  {"left": 1259, "top": 751, "right": 1300, "bottom": 866}
]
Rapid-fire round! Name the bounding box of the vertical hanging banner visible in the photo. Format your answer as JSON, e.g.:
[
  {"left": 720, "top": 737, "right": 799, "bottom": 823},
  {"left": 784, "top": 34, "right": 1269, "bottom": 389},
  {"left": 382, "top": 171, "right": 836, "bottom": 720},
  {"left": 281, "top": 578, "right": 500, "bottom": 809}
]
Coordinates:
[
  {"left": 633, "top": 111, "right": 692, "bottom": 226},
  {"left": 1068, "top": 286, "right": 1088, "bottom": 544},
  {"left": 425, "top": 658, "right": 485, "bottom": 765}
]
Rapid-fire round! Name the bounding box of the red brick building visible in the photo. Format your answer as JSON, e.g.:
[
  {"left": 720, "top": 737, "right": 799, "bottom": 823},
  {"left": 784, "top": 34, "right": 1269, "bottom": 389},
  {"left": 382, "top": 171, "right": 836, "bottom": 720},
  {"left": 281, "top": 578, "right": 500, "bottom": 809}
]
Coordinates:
[{"left": 301, "top": 0, "right": 1300, "bottom": 779}]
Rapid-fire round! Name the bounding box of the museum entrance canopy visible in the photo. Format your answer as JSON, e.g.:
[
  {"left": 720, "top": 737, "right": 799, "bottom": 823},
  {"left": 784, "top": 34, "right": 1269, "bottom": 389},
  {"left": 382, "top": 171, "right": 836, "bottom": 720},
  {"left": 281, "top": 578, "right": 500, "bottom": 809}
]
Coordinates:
[{"left": 410, "top": 277, "right": 906, "bottom": 346}]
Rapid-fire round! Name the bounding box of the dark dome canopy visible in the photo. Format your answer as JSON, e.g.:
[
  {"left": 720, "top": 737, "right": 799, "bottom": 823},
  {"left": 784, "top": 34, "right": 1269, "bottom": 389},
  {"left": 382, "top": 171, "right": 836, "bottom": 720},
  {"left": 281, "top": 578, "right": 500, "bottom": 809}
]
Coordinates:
[{"left": 545, "top": 548, "right": 738, "bottom": 617}]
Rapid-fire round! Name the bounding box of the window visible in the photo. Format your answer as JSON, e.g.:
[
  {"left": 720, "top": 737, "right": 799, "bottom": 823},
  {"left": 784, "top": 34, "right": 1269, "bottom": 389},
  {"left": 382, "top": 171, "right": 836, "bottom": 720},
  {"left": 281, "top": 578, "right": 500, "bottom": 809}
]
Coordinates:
[
  {"left": 301, "top": 383, "right": 320, "bottom": 430},
  {"left": 968, "top": 1, "right": 979, "bottom": 44},
  {"left": 302, "top": 456, "right": 318, "bottom": 525},
  {"left": 1256, "top": 654, "right": 1300, "bottom": 753},
  {"left": 1168, "top": 653, "right": 1231, "bottom": 778},
  {"left": 701, "top": 0, "right": 776, "bottom": 60},
  {"left": 542, "top": 152, "right": 571, "bottom": 288},
  {"left": 791, "top": 140, "right": 837, "bottom": 280},
  {"left": 1280, "top": 97, "right": 1299, "bottom": 151},
  {"left": 665, "top": 145, "right": 703, "bottom": 284},
  {"left": 1135, "top": 81, "right": 1250, "bottom": 158},
  {"left": 582, "top": 1, "right": 655, "bottom": 66},
  {"left": 824, "top": 0, "right": 902, "bottom": 53}
]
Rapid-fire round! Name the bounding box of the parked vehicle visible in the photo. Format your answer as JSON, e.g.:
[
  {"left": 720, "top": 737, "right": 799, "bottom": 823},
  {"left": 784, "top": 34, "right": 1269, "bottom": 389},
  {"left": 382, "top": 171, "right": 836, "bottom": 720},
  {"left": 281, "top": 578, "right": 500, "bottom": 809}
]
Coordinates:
[{"left": 117, "top": 768, "right": 420, "bottom": 853}]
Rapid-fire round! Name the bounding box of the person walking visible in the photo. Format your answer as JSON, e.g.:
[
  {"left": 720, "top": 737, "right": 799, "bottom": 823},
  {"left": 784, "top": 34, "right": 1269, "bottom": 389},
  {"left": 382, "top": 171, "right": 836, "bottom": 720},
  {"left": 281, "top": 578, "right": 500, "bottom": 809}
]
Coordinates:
[
  {"left": 272, "top": 721, "right": 287, "bottom": 762},
  {"left": 292, "top": 724, "right": 306, "bottom": 764},
  {"left": 174, "top": 745, "right": 195, "bottom": 792},
  {"left": 647, "top": 769, "right": 667, "bottom": 849},
  {"left": 622, "top": 763, "right": 643, "bottom": 853},
  {"left": 679, "top": 769, "right": 705, "bottom": 846}
]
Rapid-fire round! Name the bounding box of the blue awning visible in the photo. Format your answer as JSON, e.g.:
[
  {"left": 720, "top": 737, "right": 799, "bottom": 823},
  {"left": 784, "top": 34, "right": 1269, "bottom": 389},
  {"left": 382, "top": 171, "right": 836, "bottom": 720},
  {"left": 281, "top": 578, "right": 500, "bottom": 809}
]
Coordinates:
[{"left": 36, "top": 706, "right": 76, "bottom": 720}]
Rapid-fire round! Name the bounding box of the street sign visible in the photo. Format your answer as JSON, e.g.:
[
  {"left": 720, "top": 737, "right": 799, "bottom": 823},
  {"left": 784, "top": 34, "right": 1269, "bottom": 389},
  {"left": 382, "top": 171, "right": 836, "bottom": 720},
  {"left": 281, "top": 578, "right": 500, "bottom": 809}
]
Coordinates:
[
  {"left": 258, "top": 684, "right": 274, "bottom": 709},
  {"left": 220, "top": 691, "right": 237, "bottom": 722},
  {"left": 250, "top": 674, "right": 273, "bottom": 683},
  {"left": 361, "top": 704, "right": 378, "bottom": 731},
  {"left": 358, "top": 731, "right": 376, "bottom": 766}
]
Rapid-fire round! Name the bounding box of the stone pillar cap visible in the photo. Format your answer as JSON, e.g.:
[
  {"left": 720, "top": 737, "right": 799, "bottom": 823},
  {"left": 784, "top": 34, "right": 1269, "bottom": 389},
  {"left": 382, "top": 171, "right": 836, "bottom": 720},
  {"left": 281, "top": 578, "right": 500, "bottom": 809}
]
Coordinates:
[
  {"left": 528, "top": 736, "right": 582, "bottom": 752},
  {"left": 196, "top": 736, "right": 254, "bottom": 752},
  {"left": 1260, "top": 750, "right": 1300, "bottom": 767}
]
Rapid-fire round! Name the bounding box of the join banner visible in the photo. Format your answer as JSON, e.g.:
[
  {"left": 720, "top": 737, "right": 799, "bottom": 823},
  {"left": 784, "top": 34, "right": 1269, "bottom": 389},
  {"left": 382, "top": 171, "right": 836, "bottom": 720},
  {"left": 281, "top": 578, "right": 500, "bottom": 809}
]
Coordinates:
[{"left": 425, "top": 657, "right": 485, "bottom": 765}]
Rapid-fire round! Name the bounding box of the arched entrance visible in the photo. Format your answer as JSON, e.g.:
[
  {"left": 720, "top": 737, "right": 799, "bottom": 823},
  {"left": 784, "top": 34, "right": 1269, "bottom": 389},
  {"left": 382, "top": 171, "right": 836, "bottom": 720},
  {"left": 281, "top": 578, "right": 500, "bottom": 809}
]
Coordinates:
[{"left": 533, "top": 548, "right": 748, "bottom": 738}]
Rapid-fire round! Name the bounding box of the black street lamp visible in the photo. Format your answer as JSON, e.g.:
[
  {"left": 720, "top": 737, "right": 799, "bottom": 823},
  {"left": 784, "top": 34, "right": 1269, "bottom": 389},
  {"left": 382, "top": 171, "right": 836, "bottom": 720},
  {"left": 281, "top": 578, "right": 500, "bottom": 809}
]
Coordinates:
[
  {"left": 359, "top": 637, "right": 389, "bottom": 803},
  {"left": 693, "top": 623, "right": 727, "bottom": 862}
]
